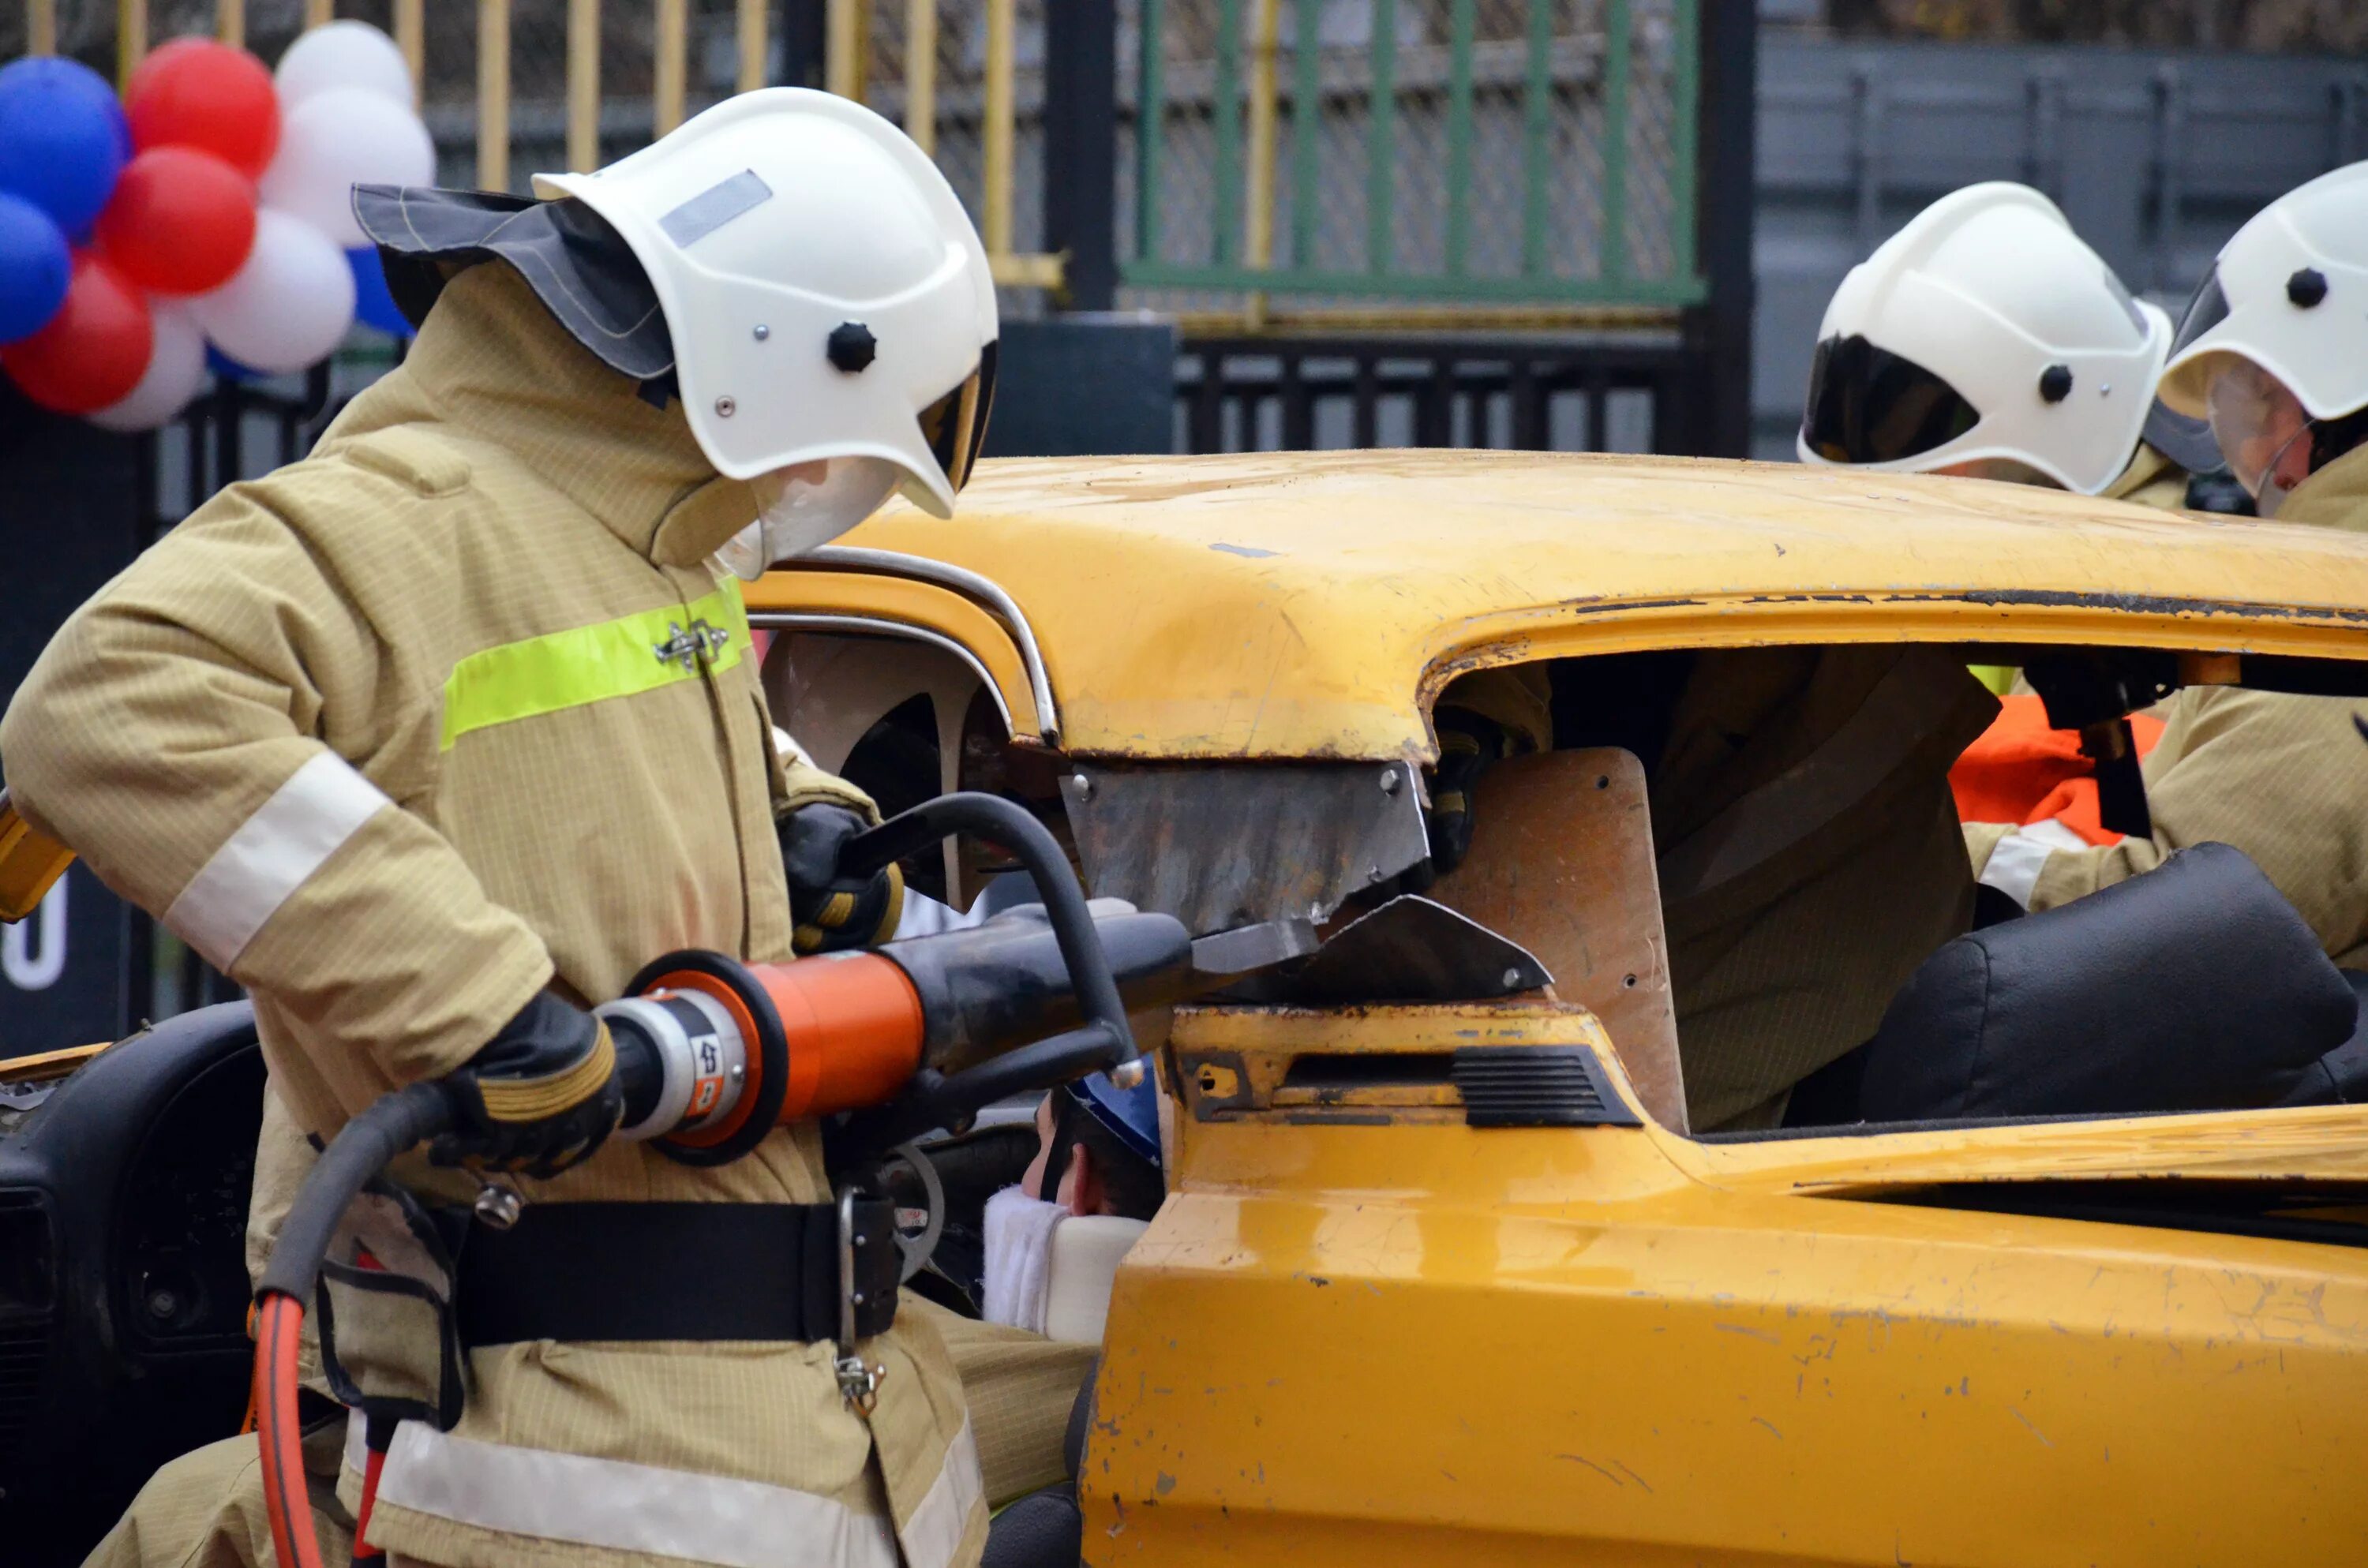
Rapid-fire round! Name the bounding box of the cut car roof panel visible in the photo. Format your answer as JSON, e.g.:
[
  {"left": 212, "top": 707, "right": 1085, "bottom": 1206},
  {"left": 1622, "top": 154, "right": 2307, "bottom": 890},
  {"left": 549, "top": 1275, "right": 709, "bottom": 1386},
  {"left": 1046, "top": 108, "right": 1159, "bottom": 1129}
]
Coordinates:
[{"left": 822, "top": 451, "right": 2368, "bottom": 761}]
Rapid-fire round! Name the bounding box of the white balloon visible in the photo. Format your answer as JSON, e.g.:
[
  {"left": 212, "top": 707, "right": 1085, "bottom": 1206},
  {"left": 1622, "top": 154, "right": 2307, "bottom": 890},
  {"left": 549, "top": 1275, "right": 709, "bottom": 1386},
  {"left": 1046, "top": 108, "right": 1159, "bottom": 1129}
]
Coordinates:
[
  {"left": 259, "top": 88, "right": 436, "bottom": 249},
  {"left": 88, "top": 304, "right": 207, "bottom": 432},
  {"left": 275, "top": 21, "right": 414, "bottom": 110},
  {"left": 192, "top": 209, "right": 356, "bottom": 375}
]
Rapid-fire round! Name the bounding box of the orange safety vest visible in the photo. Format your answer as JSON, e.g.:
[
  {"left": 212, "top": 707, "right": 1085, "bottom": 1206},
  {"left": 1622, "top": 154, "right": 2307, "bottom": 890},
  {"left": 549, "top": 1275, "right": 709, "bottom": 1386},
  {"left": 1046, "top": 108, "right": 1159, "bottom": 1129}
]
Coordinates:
[{"left": 1950, "top": 694, "right": 2166, "bottom": 847}]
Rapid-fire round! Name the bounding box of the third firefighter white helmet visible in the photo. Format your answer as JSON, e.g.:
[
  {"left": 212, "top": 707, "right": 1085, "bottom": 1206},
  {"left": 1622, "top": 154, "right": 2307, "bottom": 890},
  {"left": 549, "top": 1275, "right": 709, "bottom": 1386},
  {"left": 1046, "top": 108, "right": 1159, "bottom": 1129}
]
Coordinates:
[
  {"left": 535, "top": 89, "right": 997, "bottom": 568},
  {"left": 2157, "top": 161, "right": 2368, "bottom": 516},
  {"left": 1797, "top": 181, "right": 2171, "bottom": 496}
]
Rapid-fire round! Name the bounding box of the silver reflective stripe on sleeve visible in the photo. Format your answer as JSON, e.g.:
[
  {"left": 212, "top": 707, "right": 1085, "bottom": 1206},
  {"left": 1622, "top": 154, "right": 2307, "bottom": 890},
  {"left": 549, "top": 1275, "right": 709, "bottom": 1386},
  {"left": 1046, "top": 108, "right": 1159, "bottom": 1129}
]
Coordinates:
[
  {"left": 164, "top": 752, "right": 392, "bottom": 970},
  {"left": 897, "top": 1418, "right": 984, "bottom": 1568},
  {"left": 373, "top": 1423, "right": 903, "bottom": 1568},
  {"left": 1976, "top": 818, "right": 2090, "bottom": 910}
]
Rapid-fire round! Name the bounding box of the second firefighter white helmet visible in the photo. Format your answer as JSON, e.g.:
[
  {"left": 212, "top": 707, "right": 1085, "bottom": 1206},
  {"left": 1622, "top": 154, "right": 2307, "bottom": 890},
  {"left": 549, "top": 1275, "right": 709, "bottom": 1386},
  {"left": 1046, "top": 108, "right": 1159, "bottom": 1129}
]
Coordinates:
[
  {"left": 2157, "top": 160, "right": 2368, "bottom": 516},
  {"left": 536, "top": 89, "right": 998, "bottom": 571},
  {"left": 1798, "top": 182, "right": 2171, "bottom": 495}
]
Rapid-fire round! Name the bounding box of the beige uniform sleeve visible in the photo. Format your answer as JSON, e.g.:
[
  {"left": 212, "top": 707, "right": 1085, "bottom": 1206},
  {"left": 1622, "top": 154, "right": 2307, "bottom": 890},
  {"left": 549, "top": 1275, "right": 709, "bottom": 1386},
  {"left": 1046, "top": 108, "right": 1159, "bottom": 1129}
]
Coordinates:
[
  {"left": 0, "top": 487, "right": 553, "bottom": 1098},
  {"left": 1975, "top": 687, "right": 2368, "bottom": 963}
]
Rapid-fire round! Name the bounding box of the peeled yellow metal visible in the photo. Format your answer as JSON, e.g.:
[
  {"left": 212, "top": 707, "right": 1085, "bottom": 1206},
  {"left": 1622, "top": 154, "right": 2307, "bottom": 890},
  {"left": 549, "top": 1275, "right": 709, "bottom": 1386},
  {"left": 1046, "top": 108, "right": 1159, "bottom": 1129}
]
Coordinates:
[{"left": 0, "top": 788, "right": 73, "bottom": 924}]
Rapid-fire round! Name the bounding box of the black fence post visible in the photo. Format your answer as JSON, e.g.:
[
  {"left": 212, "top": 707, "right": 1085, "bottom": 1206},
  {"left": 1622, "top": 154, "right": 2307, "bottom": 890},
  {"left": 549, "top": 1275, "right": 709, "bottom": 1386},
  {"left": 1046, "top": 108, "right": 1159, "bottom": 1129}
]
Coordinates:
[
  {"left": 1687, "top": 2, "right": 1757, "bottom": 458},
  {"left": 0, "top": 384, "right": 148, "bottom": 1049},
  {"left": 1043, "top": 1, "right": 1120, "bottom": 310},
  {"left": 780, "top": 0, "right": 828, "bottom": 91}
]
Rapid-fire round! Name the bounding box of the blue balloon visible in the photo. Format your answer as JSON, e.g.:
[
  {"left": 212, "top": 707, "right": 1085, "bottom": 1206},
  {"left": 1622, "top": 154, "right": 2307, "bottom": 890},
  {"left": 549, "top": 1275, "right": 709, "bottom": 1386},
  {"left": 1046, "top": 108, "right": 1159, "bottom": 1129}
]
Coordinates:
[
  {"left": 0, "top": 191, "right": 69, "bottom": 345},
  {"left": 0, "top": 58, "right": 128, "bottom": 235},
  {"left": 206, "top": 344, "right": 264, "bottom": 382},
  {"left": 346, "top": 246, "right": 414, "bottom": 338}
]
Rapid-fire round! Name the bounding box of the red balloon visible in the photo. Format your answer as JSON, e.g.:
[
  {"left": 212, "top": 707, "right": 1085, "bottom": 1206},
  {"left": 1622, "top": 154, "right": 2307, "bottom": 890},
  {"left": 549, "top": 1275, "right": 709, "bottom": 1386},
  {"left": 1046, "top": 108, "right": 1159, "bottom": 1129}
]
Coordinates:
[
  {"left": 1, "top": 252, "right": 152, "bottom": 414},
  {"left": 93, "top": 147, "right": 257, "bottom": 296},
  {"left": 124, "top": 39, "right": 279, "bottom": 178}
]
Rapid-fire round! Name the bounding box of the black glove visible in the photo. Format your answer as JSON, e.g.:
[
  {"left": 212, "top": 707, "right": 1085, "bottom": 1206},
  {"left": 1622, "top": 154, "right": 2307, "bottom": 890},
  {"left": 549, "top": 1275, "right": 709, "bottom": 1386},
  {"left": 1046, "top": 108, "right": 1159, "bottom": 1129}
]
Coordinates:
[
  {"left": 430, "top": 993, "right": 624, "bottom": 1178},
  {"left": 1422, "top": 708, "right": 1522, "bottom": 879},
  {"left": 779, "top": 803, "right": 905, "bottom": 954}
]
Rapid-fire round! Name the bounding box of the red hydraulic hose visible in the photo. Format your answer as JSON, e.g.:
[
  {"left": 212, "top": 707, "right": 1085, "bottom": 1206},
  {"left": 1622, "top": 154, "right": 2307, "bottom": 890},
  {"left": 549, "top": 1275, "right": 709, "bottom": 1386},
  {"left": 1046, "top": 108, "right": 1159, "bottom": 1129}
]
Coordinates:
[{"left": 254, "top": 1292, "right": 324, "bottom": 1568}]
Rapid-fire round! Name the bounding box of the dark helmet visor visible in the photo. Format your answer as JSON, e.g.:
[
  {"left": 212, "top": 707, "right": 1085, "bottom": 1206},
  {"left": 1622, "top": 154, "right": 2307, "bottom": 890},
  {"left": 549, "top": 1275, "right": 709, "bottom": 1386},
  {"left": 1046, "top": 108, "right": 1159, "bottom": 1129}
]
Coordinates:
[
  {"left": 2168, "top": 265, "right": 2230, "bottom": 361},
  {"left": 1800, "top": 333, "right": 1982, "bottom": 466},
  {"left": 916, "top": 339, "right": 999, "bottom": 495}
]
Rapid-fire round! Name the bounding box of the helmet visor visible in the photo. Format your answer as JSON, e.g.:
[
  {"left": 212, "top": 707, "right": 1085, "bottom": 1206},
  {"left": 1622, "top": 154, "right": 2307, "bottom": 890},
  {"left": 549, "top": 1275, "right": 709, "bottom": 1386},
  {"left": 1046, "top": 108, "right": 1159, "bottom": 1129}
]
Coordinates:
[
  {"left": 2204, "top": 357, "right": 2314, "bottom": 515},
  {"left": 1800, "top": 334, "right": 1982, "bottom": 466},
  {"left": 916, "top": 339, "right": 999, "bottom": 496},
  {"left": 2169, "top": 264, "right": 2231, "bottom": 361},
  {"left": 714, "top": 455, "right": 903, "bottom": 578}
]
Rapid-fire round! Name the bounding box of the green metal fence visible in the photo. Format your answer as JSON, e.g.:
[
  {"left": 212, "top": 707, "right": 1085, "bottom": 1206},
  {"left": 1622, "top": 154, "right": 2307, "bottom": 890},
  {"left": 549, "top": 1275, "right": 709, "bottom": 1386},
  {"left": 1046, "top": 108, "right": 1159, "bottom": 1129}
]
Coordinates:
[{"left": 1124, "top": 0, "right": 1703, "bottom": 308}]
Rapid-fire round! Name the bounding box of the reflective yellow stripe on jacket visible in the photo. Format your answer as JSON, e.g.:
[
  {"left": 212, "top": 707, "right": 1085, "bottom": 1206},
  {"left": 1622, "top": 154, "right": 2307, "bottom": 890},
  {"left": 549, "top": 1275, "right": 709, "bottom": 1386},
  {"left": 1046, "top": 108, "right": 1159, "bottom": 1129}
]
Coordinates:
[{"left": 440, "top": 582, "right": 752, "bottom": 750}]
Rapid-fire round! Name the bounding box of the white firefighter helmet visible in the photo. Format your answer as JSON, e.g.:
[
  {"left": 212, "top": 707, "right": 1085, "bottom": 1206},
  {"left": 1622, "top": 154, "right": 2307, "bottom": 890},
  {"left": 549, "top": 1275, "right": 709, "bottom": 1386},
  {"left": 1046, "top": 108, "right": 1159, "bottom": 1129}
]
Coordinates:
[
  {"left": 1797, "top": 181, "right": 2171, "bottom": 496},
  {"left": 2158, "top": 161, "right": 2368, "bottom": 517},
  {"left": 534, "top": 89, "right": 997, "bottom": 569}
]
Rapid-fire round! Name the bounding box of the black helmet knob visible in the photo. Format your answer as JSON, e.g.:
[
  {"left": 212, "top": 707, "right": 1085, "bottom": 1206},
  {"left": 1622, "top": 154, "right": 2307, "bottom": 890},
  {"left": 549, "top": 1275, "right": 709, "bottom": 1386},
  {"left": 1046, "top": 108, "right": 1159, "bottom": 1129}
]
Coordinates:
[
  {"left": 2038, "top": 364, "right": 2074, "bottom": 403},
  {"left": 827, "top": 321, "right": 878, "bottom": 372},
  {"left": 2287, "top": 268, "right": 2329, "bottom": 308}
]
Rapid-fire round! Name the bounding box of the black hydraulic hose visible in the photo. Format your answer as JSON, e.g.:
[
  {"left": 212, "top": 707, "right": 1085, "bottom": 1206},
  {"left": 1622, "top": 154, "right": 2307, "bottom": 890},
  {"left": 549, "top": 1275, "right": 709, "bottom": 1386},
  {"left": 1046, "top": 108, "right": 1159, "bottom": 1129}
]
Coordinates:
[
  {"left": 256, "top": 1080, "right": 458, "bottom": 1304},
  {"left": 841, "top": 792, "right": 1137, "bottom": 1070}
]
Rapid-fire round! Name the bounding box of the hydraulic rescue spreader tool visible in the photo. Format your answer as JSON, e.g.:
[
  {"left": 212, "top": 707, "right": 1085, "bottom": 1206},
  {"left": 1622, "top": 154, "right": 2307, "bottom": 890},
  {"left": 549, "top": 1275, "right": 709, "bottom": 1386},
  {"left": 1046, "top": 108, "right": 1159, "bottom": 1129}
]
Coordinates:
[{"left": 250, "top": 793, "right": 1274, "bottom": 1568}]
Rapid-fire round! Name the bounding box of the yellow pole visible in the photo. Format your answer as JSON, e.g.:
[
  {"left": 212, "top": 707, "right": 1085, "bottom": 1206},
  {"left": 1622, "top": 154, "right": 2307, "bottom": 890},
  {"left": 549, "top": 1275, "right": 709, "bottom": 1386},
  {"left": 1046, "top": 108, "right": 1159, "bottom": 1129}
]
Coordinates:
[
  {"left": 304, "top": 0, "right": 331, "bottom": 26},
  {"left": 826, "top": 0, "right": 866, "bottom": 101},
  {"left": 984, "top": 0, "right": 1014, "bottom": 256},
  {"left": 904, "top": 0, "right": 936, "bottom": 156},
  {"left": 217, "top": 0, "right": 243, "bottom": 48},
  {"left": 26, "top": 0, "right": 55, "bottom": 55},
  {"left": 478, "top": 0, "right": 511, "bottom": 192},
  {"left": 394, "top": 0, "right": 425, "bottom": 108},
  {"left": 568, "top": 0, "right": 599, "bottom": 171},
  {"left": 655, "top": 0, "right": 688, "bottom": 134},
  {"left": 117, "top": 0, "right": 147, "bottom": 88},
  {"left": 737, "top": 0, "right": 767, "bottom": 93},
  {"left": 1244, "top": 0, "right": 1280, "bottom": 326}
]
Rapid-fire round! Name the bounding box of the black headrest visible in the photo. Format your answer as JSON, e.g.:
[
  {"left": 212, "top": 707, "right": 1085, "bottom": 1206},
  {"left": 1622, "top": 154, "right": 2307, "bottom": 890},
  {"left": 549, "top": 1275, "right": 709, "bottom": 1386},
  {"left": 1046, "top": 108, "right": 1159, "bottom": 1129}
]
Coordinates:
[{"left": 1860, "top": 844, "right": 2355, "bottom": 1121}]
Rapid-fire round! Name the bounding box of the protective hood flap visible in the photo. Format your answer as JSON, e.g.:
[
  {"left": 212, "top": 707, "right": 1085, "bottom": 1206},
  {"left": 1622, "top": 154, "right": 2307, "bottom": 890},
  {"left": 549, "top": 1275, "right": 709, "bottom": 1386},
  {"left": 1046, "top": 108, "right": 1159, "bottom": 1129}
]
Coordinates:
[{"left": 354, "top": 185, "right": 676, "bottom": 383}]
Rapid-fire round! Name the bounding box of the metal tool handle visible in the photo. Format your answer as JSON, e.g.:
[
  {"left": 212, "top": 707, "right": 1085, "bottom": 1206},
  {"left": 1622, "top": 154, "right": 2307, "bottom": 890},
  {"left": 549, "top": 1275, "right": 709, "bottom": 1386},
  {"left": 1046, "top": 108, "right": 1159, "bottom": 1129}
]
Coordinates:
[
  {"left": 833, "top": 793, "right": 1140, "bottom": 1158},
  {"left": 841, "top": 792, "right": 1137, "bottom": 1067}
]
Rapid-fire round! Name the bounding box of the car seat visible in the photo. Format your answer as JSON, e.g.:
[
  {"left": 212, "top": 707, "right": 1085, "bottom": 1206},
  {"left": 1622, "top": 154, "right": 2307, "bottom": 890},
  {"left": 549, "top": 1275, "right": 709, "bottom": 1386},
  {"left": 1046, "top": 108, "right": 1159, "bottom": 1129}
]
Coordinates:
[{"left": 1853, "top": 843, "right": 2359, "bottom": 1121}]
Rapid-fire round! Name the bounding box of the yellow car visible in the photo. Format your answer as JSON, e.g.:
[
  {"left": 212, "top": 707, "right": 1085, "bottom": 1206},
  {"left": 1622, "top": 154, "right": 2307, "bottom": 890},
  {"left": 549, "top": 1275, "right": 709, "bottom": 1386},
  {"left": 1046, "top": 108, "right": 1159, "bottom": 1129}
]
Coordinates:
[
  {"left": 9, "top": 450, "right": 2368, "bottom": 1565},
  {"left": 754, "top": 451, "right": 2368, "bottom": 1566}
]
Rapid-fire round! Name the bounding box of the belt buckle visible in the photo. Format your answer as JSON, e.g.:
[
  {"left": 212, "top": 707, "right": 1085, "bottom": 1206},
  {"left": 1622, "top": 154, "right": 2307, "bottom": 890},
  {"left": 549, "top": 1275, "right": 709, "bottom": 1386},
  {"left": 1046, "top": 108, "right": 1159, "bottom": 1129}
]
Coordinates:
[{"left": 833, "top": 1187, "right": 888, "bottom": 1416}]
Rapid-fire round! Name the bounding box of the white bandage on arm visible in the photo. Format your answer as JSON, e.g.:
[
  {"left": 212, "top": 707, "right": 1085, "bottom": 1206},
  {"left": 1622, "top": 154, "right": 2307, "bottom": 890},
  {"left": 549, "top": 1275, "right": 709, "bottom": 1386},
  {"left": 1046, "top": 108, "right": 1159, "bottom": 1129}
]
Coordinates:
[{"left": 1976, "top": 818, "right": 2090, "bottom": 911}]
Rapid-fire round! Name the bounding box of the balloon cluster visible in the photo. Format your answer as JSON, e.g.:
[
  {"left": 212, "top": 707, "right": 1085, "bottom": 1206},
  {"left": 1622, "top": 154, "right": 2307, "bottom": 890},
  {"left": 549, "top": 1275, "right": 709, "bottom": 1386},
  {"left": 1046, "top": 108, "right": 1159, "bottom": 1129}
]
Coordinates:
[{"left": 0, "top": 22, "right": 432, "bottom": 432}]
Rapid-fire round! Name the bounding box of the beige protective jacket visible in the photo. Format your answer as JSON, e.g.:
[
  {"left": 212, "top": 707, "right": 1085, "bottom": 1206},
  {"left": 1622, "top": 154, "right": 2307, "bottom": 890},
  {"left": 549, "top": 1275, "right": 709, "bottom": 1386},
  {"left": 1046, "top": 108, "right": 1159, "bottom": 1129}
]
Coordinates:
[
  {"left": 1965, "top": 445, "right": 2368, "bottom": 970},
  {"left": 2102, "top": 441, "right": 2191, "bottom": 511},
  {"left": 1654, "top": 647, "right": 1997, "bottom": 1128},
  {"left": 1, "top": 264, "right": 984, "bottom": 1568}
]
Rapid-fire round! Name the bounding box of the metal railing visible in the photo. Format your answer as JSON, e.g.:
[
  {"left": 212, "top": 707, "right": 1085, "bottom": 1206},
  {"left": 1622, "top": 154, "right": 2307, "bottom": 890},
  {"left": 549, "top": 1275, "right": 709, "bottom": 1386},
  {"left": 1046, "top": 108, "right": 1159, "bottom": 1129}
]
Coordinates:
[
  {"left": 1126, "top": 0, "right": 1705, "bottom": 309},
  {"left": 17, "top": 0, "right": 1064, "bottom": 292}
]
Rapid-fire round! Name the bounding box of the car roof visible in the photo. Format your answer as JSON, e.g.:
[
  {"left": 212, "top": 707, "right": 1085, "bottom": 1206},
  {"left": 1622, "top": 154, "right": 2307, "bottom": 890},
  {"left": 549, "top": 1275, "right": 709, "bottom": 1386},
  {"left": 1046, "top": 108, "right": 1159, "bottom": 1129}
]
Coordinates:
[{"left": 819, "top": 450, "right": 2368, "bottom": 761}]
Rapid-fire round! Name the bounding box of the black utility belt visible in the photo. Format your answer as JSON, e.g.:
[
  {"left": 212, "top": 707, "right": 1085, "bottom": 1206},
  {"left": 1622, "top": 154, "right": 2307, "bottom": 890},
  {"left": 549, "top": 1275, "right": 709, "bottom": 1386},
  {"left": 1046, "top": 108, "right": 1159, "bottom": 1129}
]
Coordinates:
[{"left": 451, "top": 1198, "right": 901, "bottom": 1349}]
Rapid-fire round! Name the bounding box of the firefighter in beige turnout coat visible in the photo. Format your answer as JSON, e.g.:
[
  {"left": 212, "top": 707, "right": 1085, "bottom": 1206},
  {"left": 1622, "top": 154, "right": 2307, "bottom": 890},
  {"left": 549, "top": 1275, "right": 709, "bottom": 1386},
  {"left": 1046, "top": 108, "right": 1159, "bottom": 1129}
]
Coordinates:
[
  {"left": 6, "top": 92, "right": 1006, "bottom": 1568},
  {"left": 1968, "top": 163, "right": 2368, "bottom": 954}
]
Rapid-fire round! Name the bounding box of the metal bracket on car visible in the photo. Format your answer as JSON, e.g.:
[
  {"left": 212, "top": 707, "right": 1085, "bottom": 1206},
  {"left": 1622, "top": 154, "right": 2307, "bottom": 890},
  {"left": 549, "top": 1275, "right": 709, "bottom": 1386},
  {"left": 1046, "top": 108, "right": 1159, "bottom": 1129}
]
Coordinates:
[{"left": 1062, "top": 759, "right": 1429, "bottom": 935}]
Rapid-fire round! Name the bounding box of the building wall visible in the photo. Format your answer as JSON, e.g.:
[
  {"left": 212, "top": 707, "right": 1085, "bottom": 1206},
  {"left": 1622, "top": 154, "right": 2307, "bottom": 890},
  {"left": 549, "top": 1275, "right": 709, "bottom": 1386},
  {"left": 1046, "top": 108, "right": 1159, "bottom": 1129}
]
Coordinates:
[{"left": 1752, "top": 34, "right": 2368, "bottom": 458}]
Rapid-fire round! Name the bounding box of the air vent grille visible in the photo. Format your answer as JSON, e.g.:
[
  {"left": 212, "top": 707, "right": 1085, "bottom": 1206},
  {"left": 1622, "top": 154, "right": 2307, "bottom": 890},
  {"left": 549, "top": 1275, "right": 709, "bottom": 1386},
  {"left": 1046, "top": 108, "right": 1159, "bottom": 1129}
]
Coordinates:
[{"left": 1452, "top": 1046, "right": 1642, "bottom": 1128}]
